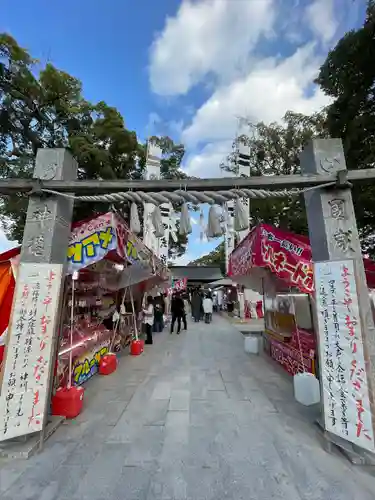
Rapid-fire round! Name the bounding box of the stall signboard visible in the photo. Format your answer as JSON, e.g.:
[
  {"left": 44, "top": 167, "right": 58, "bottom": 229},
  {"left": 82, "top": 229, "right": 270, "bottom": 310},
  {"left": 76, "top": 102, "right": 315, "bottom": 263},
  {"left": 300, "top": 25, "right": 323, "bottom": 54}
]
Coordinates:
[
  {"left": 229, "top": 225, "right": 313, "bottom": 293},
  {"left": 229, "top": 224, "right": 375, "bottom": 293},
  {"left": 72, "top": 339, "right": 110, "bottom": 386},
  {"left": 264, "top": 335, "right": 315, "bottom": 376},
  {"left": 0, "top": 263, "right": 63, "bottom": 441},
  {"left": 315, "top": 259, "right": 375, "bottom": 452},
  {"left": 67, "top": 213, "right": 117, "bottom": 273},
  {"left": 172, "top": 278, "right": 187, "bottom": 292}
]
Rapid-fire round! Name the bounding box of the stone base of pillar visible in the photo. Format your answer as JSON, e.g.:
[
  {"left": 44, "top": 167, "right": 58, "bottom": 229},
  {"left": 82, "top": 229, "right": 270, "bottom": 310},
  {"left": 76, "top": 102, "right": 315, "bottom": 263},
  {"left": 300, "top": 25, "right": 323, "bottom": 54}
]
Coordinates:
[
  {"left": 0, "top": 416, "right": 64, "bottom": 459},
  {"left": 315, "top": 419, "right": 375, "bottom": 465}
]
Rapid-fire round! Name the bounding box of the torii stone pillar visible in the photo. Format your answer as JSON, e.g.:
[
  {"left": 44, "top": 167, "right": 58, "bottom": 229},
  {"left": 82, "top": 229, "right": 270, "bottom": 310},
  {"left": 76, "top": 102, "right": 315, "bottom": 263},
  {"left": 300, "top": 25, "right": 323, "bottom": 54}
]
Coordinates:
[
  {"left": 300, "top": 138, "right": 375, "bottom": 458},
  {"left": 0, "top": 149, "right": 76, "bottom": 444},
  {"left": 21, "top": 149, "right": 76, "bottom": 265}
]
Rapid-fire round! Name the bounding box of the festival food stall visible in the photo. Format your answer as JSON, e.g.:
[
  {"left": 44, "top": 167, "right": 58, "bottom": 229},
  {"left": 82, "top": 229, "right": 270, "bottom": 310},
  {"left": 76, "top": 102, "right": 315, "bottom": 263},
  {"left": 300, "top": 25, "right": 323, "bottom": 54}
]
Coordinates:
[
  {"left": 0, "top": 212, "right": 169, "bottom": 389},
  {"left": 228, "top": 223, "right": 375, "bottom": 377}
]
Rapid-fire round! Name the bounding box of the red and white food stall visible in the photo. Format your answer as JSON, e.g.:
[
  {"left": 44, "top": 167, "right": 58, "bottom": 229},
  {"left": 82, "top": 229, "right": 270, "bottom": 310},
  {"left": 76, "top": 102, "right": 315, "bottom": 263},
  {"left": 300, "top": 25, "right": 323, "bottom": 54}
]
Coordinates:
[
  {"left": 229, "top": 223, "right": 375, "bottom": 376},
  {"left": 0, "top": 212, "right": 169, "bottom": 388}
]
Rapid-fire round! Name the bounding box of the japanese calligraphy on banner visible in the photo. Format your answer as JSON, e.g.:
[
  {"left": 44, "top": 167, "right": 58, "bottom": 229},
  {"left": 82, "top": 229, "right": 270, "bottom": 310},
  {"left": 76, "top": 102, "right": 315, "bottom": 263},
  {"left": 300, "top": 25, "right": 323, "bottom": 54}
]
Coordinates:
[
  {"left": 229, "top": 224, "right": 375, "bottom": 293},
  {"left": 67, "top": 213, "right": 117, "bottom": 273},
  {"left": 158, "top": 204, "right": 171, "bottom": 267},
  {"left": 315, "top": 259, "right": 375, "bottom": 452},
  {"left": 171, "top": 278, "right": 187, "bottom": 292},
  {"left": 0, "top": 263, "right": 63, "bottom": 441}
]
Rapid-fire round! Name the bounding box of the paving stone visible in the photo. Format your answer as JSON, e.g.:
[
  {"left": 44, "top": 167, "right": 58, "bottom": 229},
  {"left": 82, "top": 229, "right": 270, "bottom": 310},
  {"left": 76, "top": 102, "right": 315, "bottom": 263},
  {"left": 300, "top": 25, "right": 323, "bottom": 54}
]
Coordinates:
[
  {"left": 1, "top": 316, "right": 375, "bottom": 500},
  {"left": 151, "top": 382, "right": 172, "bottom": 400},
  {"left": 110, "top": 465, "right": 155, "bottom": 500},
  {"left": 122, "top": 426, "right": 165, "bottom": 466},
  {"left": 72, "top": 444, "right": 127, "bottom": 500},
  {"left": 169, "top": 389, "right": 190, "bottom": 411}
]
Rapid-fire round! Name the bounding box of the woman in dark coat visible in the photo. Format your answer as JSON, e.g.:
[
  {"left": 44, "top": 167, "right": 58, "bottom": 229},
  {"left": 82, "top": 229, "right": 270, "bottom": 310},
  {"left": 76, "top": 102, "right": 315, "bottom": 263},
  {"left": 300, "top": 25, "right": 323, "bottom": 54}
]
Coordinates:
[{"left": 191, "top": 290, "right": 202, "bottom": 322}]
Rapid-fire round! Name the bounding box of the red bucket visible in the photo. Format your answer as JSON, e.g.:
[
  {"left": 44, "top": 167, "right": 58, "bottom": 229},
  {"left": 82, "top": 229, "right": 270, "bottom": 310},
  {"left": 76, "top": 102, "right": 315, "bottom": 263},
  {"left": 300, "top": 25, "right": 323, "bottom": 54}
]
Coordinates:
[
  {"left": 99, "top": 353, "right": 117, "bottom": 375},
  {"left": 130, "top": 339, "right": 144, "bottom": 356},
  {"left": 51, "top": 386, "right": 85, "bottom": 419}
]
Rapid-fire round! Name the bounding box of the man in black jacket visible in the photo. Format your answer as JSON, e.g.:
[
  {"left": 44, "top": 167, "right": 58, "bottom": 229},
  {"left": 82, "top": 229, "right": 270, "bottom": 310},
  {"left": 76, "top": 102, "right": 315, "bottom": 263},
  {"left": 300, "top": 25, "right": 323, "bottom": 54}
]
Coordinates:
[{"left": 170, "top": 292, "right": 185, "bottom": 334}]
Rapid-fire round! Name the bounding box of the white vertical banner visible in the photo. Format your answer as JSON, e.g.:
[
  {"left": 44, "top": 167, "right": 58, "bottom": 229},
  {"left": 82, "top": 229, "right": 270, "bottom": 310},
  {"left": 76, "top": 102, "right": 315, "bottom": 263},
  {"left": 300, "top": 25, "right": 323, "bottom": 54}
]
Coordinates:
[
  {"left": 314, "top": 259, "right": 375, "bottom": 452},
  {"left": 237, "top": 141, "right": 251, "bottom": 243},
  {"left": 0, "top": 263, "right": 64, "bottom": 441},
  {"left": 224, "top": 200, "right": 235, "bottom": 274},
  {"left": 143, "top": 142, "right": 162, "bottom": 255}
]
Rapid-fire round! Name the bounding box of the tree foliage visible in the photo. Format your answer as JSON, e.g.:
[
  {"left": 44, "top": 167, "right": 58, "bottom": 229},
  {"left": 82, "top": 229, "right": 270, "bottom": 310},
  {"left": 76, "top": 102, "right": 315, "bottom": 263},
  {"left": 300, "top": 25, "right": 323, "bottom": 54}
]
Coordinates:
[
  {"left": 0, "top": 33, "right": 186, "bottom": 256},
  {"left": 221, "top": 0, "right": 375, "bottom": 257},
  {"left": 315, "top": 1, "right": 375, "bottom": 255},
  {"left": 222, "top": 111, "right": 328, "bottom": 237},
  {"left": 189, "top": 241, "right": 225, "bottom": 275}
]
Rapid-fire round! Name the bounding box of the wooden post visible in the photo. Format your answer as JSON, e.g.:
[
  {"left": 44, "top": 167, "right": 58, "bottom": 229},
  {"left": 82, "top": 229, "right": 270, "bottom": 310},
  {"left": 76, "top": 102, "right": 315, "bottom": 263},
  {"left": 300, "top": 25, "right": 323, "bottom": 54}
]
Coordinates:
[
  {"left": 300, "top": 138, "right": 375, "bottom": 459},
  {"left": 0, "top": 149, "right": 76, "bottom": 443}
]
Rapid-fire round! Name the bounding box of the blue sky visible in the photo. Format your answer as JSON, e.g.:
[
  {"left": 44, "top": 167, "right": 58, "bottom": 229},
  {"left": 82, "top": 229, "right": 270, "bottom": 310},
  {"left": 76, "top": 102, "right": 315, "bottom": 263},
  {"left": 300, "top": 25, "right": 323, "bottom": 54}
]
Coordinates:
[{"left": 0, "top": 0, "right": 368, "bottom": 261}]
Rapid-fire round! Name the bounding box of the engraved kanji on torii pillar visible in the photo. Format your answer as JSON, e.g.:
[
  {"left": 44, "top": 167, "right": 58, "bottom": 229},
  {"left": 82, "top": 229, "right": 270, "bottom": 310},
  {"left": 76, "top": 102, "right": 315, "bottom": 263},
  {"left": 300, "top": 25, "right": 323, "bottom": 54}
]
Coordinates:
[
  {"left": 0, "top": 149, "right": 77, "bottom": 441},
  {"left": 300, "top": 138, "right": 375, "bottom": 453}
]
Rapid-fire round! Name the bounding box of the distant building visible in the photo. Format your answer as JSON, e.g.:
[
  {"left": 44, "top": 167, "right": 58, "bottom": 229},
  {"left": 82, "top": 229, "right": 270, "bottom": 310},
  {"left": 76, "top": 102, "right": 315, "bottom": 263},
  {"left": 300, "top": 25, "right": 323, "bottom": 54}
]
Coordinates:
[{"left": 169, "top": 265, "right": 223, "bottom": 288}]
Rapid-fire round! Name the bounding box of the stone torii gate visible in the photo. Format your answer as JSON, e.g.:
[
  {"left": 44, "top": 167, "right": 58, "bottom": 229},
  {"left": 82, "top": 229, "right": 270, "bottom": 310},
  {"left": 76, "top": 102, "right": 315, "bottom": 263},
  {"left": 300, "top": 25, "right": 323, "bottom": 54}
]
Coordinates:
[{"left": 0, "top": 138, "right": 374, "bottom": 463}]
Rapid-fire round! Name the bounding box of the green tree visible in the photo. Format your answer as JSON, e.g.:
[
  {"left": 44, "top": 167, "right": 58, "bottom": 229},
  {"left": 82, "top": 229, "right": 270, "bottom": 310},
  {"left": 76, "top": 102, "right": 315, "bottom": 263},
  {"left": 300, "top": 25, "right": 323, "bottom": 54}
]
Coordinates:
[
  {"left": 0, "top": 33, "right": 186, "bottom": 257},
  {"left": 315, "top": 1, "right": 375, "bottom": 256},
  {"left": 189, "top": 241, "right": 225, "bottom": 275}
]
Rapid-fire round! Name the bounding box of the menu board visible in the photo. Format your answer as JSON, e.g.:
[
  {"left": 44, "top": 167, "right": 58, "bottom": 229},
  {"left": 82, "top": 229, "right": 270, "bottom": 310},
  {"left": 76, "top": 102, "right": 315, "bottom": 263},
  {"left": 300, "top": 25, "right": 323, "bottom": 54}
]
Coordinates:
[
  {"left": 314, "top": 259, "right": 375, "bottom": 452},
  {"left": 0, "top": 263, "right": 63, "bottom": 441}
]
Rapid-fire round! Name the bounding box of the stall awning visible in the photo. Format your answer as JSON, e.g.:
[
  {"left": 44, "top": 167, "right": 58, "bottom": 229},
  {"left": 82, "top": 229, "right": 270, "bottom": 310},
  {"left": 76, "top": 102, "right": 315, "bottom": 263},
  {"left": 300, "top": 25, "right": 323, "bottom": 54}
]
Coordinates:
[
  {"left": 68, "top": 212, "right": 166, "bottom": 275},
  {"left": 0, "top": 212, "right": 168, "bottom": 277},
  {"left": 208, "top": 278, "right": 236, "bottom": 288},
  {"left": 229, "top": 224, "right": 375, "bottom": 294}
]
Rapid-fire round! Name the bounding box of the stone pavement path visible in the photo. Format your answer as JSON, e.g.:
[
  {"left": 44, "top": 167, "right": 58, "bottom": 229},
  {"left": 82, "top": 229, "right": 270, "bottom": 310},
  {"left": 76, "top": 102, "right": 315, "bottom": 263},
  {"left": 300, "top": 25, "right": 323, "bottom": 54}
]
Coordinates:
[{"left": 1, "top": 315, "right": 375, "bottom": 499}]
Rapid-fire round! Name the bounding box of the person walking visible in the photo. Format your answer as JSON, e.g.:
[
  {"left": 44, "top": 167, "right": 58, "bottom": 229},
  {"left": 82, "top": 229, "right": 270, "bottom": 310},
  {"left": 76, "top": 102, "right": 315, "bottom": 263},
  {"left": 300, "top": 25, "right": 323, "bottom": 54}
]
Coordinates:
[
  {"left": 142, "top": 295, "right": 154, "bottom": 344},
  {"left": 182, "top": 294, "right": 189, "bottom": 331},
  {"left": 191, "top": 290, "right": 202, "bottom": 322},
  {"left": 170, "top": 292, "right": 184, "bottom": 334},
  {"left": 203, "top": 294, "right": 213, "bottom": 324},
  {"left": 153, "top": 294, "right": 165, "bottom": 333}
]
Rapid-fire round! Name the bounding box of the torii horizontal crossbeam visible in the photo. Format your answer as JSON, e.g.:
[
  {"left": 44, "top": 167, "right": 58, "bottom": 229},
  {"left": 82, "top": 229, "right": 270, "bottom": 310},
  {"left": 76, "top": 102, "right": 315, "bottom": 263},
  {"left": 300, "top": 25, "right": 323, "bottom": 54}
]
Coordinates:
[{"left": 0, "top": 168, "right": 374, "bottom": 195}]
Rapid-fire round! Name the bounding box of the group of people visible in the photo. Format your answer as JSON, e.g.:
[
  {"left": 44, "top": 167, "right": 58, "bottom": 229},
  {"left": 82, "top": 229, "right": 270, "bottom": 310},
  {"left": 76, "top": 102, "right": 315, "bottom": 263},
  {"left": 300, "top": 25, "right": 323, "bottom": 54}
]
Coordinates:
[
  {"left": 191, "top": 289, "right": 214, "bottom": 324},
  {"left": 142, "top": 289, "right": 216, "bottom": 344}
]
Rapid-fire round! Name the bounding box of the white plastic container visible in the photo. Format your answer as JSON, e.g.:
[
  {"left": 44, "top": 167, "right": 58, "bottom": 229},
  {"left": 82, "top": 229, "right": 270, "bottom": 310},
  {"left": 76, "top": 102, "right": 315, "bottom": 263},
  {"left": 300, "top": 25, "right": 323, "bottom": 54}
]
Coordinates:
[
  {"left": 293, "top": 372, "right": 320, "bottom": 406},
  {"left": 244, "top": 335, "right": 260, "bottom": 354}
]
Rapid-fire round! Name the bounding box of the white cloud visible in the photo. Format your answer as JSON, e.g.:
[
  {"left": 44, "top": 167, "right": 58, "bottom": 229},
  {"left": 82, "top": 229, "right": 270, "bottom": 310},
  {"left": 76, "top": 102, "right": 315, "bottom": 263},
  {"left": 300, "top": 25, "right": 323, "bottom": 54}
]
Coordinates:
[
  {"left": 305, "top": 0, "right": 337, "bottom": 44},
  {"left": 171, "top": 252, "right": 197, "bottom": 266},
  {"left": 149, "top": 0, "right": 275, "bottom": 96},
  {"left": 182, "top": 43, "right": 331, "bottom": 148},
  {"left": 183, "top": 140, "right": 233, "bottom": 178},
  {"left": 149, "top": 0, "right": 354, "bottom": 181}
]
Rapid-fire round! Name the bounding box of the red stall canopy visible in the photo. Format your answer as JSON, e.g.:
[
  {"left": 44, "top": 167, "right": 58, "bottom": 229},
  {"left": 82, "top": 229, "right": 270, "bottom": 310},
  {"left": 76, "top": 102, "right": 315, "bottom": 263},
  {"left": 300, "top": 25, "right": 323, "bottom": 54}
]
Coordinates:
[{"left": 229, "top": 224, "right": 375, "bottom": 293}]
